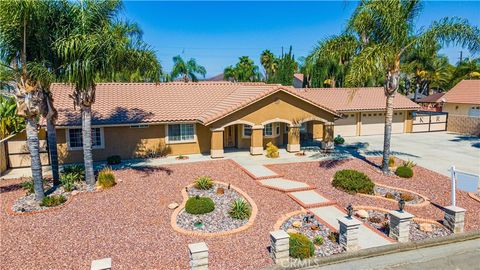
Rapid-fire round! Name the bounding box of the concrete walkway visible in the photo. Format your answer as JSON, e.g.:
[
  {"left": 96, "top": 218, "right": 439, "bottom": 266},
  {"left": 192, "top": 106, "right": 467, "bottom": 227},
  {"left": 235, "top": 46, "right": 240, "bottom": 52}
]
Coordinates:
[
  {"left": 259, "top": 178, "right": 311, "bottom": 192},
  {"left": 310, "top": 206, "right": 392, "bottom": 249}
]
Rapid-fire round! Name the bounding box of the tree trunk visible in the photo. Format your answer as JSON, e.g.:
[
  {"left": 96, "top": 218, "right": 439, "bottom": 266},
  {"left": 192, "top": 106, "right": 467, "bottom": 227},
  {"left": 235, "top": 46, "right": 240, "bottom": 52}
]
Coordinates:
[
  {"left": 26, "top": 117, "right": 44, "bottom": 201},
  {"left": 81, "top": 105, "right": 95, "bottom": 190},
  {"left": 46, "top": 117, "right": 60, "bottom": 186},
  {"left": 382, "top": 94, "right": 394, "bottom": 172}
]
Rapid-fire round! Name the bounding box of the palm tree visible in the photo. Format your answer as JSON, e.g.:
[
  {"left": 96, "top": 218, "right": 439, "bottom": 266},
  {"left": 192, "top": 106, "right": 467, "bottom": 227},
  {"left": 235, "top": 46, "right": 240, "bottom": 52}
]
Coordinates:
[
  {"left": 260, "top": 50, "right": 277, "bottom": 81},
  {"left": 0, "top": 0, "right": 52, "bottom": 200},
  {"left": 55, "top": 0, "right": 161, "bottom": 189},
  {"left": 171, "top": 55, "right": 206, "bottom": 82},
  {"left": 450, "top": 57, "right": 480, "bottom": 87},
  {"left": 345, "top": 0, "right": 479, "bottom": 172},
  {"left": 224, "top": 56, "right": 262, "bottom": 82}
]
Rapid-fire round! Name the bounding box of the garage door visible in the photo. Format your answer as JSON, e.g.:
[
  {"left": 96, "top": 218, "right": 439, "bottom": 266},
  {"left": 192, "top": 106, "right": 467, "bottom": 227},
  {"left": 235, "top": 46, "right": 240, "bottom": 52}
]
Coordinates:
[
  {"left": 334, "top": 113, "right": 357, "bottom": 137},
  {"left": 361, "top": 111, "right": 405, "bottom": 136}
]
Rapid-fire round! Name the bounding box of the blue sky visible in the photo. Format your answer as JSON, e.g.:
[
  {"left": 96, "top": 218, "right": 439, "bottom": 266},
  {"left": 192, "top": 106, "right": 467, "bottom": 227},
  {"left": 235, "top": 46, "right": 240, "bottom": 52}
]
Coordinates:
[{"left": 123, "top": 1, "right": 480, "bottom": 77}]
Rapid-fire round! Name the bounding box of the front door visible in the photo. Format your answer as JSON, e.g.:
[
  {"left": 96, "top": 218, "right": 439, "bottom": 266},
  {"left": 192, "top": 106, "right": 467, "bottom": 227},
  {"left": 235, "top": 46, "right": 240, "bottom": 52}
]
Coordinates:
[{"left": 224, "top": 125, "right": 236, "bottom": 148}]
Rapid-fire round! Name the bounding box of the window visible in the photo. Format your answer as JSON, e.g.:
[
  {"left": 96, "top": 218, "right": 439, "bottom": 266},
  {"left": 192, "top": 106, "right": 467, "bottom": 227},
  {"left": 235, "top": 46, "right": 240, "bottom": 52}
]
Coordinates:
[
  {"left": 67, "top": 128, "right": 103, "bottom": 150},
  {"left": 243, "top": 125, "right": 252, "bottom": 137},
  {"left": 167, "top": 123, "right": 195, "bottom": 142},
  {"left": 264, "top": 123, "right": 273, "bottom": 136},
  {"left": 469, "top": 106, "right": 480, "bottom": 117}
]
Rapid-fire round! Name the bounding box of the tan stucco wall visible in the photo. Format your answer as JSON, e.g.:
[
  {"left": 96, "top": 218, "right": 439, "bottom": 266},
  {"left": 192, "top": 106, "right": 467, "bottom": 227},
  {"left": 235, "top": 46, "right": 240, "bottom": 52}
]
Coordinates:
[
  {"left": 209, "top": 91, "right": 335, "bottom": 129},
  {"left": 7, "top": 130, "right": 49, "bottom": 168},
  {"left": 443, "top": 103, "right": 478, "bottom": 116}
]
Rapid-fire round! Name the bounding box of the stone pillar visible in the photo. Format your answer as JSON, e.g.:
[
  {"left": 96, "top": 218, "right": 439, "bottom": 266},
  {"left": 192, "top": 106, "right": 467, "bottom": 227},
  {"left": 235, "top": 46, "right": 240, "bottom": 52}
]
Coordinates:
[
  {"left": 250, "top": 125, "right": 264, "bottom": 155},
  {"left": 270, "top": 230, "right": 290, "bottom": 264},
  {"left": 287, "top": 125, "right": 300, "bottom": 152},
  {"left": 389, "top": 210, "right": 414, "bottom": 242},
  {"left": 91, "top": 258, "right": 111, "bottom": 270},
  {"left": 210, "top": 128, "right": 224, "bottom": 158},
  {"left": 188, "top": 242, "right": 208, "bottom": 270},
  {"left": 443, "top": 206, "right": 466, "bottom": 233},
  {"left": 337, "top": 217, "right": 361, "bottom": 251},
  {"left": 321, "top": 122, "right": 334, "bottom": 151}
]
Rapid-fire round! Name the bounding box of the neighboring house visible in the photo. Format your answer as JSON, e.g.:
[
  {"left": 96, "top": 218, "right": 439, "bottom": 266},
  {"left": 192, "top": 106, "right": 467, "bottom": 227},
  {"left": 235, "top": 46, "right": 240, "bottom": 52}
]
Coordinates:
[
  {"left": 417, "top": 92, "right": 445, "bottom": 112},
  {"left": 441, "top": 80, "right": 480, "bottom": 117},
  {"left": 293, "top": 73, "right": 304, "bottom": 88},
  {"left": 5, "top": 82, "right": 419, "bottom": 167}
]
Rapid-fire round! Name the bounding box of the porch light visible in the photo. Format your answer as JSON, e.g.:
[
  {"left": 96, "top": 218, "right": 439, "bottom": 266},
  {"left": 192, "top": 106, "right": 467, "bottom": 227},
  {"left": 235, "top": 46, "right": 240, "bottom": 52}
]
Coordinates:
[
  {"left": 398, "top": 199, "right": 406, "bottom": 212},
  {"left": 346, "top": 204, "right": 353, "bottom": 219}
]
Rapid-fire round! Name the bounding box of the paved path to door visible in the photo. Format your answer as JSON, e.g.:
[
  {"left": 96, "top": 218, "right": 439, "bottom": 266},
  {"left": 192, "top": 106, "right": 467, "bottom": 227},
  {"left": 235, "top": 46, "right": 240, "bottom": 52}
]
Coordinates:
[{"left": 232, "top": 159, "right": 392, "bottom": 250}]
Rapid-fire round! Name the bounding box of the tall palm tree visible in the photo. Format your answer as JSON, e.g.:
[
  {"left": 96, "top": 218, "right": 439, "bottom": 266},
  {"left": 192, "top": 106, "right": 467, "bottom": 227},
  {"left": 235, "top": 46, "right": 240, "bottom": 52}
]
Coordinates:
[
  {"left": 260, "top": 50, "right": 277, "bottom": 81},
  {"left": 171, "top": 55, "right": 206, "bottom": 82},
  {"left": 450, "top": 57, "right": 480, "bottom": 87},
  {"left": 0, "top": 0, "right": 52, "bottom": 200},
  {"left": 345, "top": 0, "right": 479, "bottom": 172},
  {"left": 55, "top": 0, "right": 161, "bottom": 189},
  {"left": 224, "top": 56, "right": 262, "bottom": 82}
]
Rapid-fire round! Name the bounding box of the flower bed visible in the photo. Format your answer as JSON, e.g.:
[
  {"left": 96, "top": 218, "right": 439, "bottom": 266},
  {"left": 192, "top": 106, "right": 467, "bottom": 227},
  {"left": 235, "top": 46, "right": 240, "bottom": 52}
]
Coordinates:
[
  {"left": 176, "top": 183, "right": 251, "bottom": 233},
  {"left": 12, "top": 180, "right": 88, "bottom": 213},
  {"left": 280, "top": 214, "right": 344, "bottom": 257},
  {"left": 373, "top": 186, "right": 425, "bottom": 205},
  {"left": 357, "top": 210, "right": 451, "bottom": 241}
]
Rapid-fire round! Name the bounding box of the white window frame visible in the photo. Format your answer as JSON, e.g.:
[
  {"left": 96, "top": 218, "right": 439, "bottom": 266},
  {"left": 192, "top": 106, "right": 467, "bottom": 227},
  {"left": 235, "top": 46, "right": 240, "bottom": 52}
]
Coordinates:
[
  {"left": 165, "top": 123, "right": 197, "bottom": 144},
  {"left": 66, "top": 127, "right": 105, "bottom": 151},
  {"left": 469, "top": 106, "right": 480, "bottom": 117},
  {"left": 263, "top": 123, "right": 273, "bottom": 137},
  {"left": 242, "top": 125, "right": 252, "bottom": 138}
]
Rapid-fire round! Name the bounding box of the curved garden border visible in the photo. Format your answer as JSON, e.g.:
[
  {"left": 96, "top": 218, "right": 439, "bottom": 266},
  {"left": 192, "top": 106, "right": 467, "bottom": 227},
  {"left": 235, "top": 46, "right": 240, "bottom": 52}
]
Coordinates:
[
  {"left": 273, "top": 209, "right": 307, "bottom": 230},
  {"left": 358, "top": 183, "right": 430, "bottom": 207},
  {"left": 468, "top": 192, "right": 480, "bottom": 203},
  {"left": 170, "top": 181, "right": 258, "bottom": 237}
]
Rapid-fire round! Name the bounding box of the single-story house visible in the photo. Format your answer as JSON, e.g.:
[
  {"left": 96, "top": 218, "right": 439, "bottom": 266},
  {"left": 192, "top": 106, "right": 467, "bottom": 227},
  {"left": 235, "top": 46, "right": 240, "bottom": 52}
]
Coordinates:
[
  {"left": 417, "top": 92, "right": 446, "bottom": 112},
  {"left": 441, "top": 80, "right": 480, "bottom": 117},
  {"left": 5, "top": 82, "right": 420, "bottom": 167}
]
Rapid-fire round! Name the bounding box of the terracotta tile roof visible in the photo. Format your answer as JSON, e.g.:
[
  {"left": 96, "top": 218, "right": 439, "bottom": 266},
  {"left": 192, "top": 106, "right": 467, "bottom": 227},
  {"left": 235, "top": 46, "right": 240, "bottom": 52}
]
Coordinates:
[
  {"left": 442, "top": 80, "right": 480, "bottom": 105},
  {"left": 417, "top": 92, "right": 445, "bottom": 103},
  {"left": 50, "top": 82, "right": 340, "bottom": 126},
  {"left": 296, "top": 87, "right": 421, "bottom": 112}
]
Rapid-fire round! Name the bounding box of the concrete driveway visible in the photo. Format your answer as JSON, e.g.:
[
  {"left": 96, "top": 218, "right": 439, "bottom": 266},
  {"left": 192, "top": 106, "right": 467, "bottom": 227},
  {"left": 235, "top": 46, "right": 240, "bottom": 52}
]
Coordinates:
[{"left": 343, "top": 132, "right": 480, "bottom": 177}]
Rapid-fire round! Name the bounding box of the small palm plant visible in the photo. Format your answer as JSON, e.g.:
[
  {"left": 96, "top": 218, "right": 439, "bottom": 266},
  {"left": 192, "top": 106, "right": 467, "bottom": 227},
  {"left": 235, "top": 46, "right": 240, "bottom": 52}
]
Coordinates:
[
  {"left": 229, "top": 199, "right": 251, "bottom": 220},
  {"left": 194, "top": 176, "right": 213, "bottom": 190}
]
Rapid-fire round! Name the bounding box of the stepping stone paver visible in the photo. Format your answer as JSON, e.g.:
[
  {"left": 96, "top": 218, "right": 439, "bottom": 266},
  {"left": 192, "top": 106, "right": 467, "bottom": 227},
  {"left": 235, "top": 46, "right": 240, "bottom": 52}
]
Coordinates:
[
  {"left": 259, "top": 178, "right": 311, "bottom": 191},
  {"left": 237, "top": 163, "right": 280, "bottom": 179},
  {"left": 310, "top": 206, "right": 392, "bottom": 249},
  {"left": 289, "top": 190, "right": 331, "bottom": 206}
]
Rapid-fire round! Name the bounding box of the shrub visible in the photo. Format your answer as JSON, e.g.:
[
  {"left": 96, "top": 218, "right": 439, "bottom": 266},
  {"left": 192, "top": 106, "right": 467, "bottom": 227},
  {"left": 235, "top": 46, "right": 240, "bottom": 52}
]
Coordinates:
[
  {"left": 388, "top": 156, "right": 395, "bottom": 167},
  {"left": 368, "top": 216, "right": 383, "bottom": 223},
  {"left": 328, "top": 232, "right": 339, "bottom": 243},
  {"left": 62, "top": 165, "right": 85, "bottom": 181},
  {"left": 266, "top": 142, "right": 279, "bottom": 158},
  {"left": 194, "top": 176, "right": 213, "bottom": 190},
  {"left": 313, "top": 235, "right": 324, "bottom": 246},
  {"left": 60, "top": 173, "right": 76, "bottom": 192},
  {"left": 40, "top": 195, "right": 66, "bottom": 207},
  {"left": 396, "top": 166, "right": 413, "bottom": 178},
  {"left": 229, "top": 199, "right": 251, "bottom": 220},
  {"left": 402, "top": 160, "right": 416, "bottom": 168},
  {"left": 106, "top": 155, "right": 121, "bottom": 165},
  {"left": 97, "top": 167, "right": 116, "bottom": 188},
  {"left": 185, "top": 196, "right": 215, "bottom": 215},
  {"left": 289, "top": 233, "right": 315, "bottom": 259},
  {"left": 334, "top": 135, "right": 345, "bottom": 145},
  {"left": 400, "top": 193, "right": 415, "bottom": 202},
  {"left": 332, "top": 169, "right": 374, "bottom": 194},
  {"left": 385, "top": 192, "right": 395, "bottom": 199}
]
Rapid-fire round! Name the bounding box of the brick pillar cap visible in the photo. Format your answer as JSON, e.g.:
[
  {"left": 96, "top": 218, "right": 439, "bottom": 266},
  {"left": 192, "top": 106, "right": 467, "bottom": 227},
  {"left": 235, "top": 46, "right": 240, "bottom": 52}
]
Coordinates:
[
  {"left": 188, "top": 242, "right": 208, "bottom": 253},
  {"left": 444, "top": 205, "right": 466, "bottom": 213},
  {"left": 270, "top": 230, "right": 290, "bottom": 240},
  {"left": 389, "top": 210, "right": 414, "bottom": 219}
]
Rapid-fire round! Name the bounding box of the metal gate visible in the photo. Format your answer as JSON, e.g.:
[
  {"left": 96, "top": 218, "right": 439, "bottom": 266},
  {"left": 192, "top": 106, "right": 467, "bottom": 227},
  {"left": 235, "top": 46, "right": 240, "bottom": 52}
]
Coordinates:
[{"left": 412, "top": 111, "right": 448, "bottom": 133}]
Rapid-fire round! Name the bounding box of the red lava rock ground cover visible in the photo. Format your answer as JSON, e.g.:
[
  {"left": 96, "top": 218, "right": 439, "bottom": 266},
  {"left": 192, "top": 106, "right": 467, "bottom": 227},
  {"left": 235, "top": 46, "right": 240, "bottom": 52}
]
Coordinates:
[
  {"left": 0, "top": 160, "right": 299, "bottom": 270},
  {"left": 267, "top": 157, "right": 480, "bottom": 232}
]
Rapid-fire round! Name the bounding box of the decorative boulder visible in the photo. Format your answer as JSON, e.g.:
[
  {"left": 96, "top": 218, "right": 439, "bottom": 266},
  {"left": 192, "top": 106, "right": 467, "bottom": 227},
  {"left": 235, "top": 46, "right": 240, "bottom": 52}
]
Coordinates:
[
  {"left": 216, "top": 187, "right": 225, "bottom": 195},
  {"left": 287, "top": 228, "right": 298, "bottom": 234},
  {"left": 419, "top": 223, "right": 433, "bottom": 232},
  {"left": 356, "top": 210, "right": 369, "bottom": 219},
  {"left": 168, "top": 202, "right": 179, "bottom": 210},
  {"left": 292, "top": 221, "right": 302, "bottom": 228}
]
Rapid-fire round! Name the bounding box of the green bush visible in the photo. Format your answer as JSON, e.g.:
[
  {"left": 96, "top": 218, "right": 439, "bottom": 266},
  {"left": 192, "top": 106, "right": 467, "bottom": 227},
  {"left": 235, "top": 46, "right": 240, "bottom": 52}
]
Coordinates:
[
  {"left": 332, "top": 169, "right": 374, "bottom": 194},
  {"left": 229, "top": 199, "right": 251, "bottom": 220},
  {"left": 60, "top": 173, "right": 76, "bottom": 192},
  {"left": 396, "top": 166, "right": 413, "bottom": 178},
  {"left": 289, "top": 233, "right": 315, "bottom": 259},
  {"left": 266, "top": 142, "right": 279, "bottom": 158},
  {"left": 20, "top": 178, "right": 47, "bottom": 195},
  {"left": 334, "top": 135, "right": 345, "bottom": 145},
  {"left": 40, "top": 195, "right": 66, "bottom": 207},
  {"left": 106, "top": 155, "right": 121, "bottom": 165},
  {"left": 328, "top": 231, "right": 339, "bottom": 243},
  {"left": 62, "top": 165, "right": 85, "bottom": 181},
  {"left": 313, "top": 235, "right": 324, "bottom": 246},
  {"left": 185, "top": 196, "right": 215, "bottom": 215},
  {"left": 97, "top": 167, "right": 116, "bottom": 188},
  {"left": 194, "top": 176, "right": 213, "bottom": 190}
]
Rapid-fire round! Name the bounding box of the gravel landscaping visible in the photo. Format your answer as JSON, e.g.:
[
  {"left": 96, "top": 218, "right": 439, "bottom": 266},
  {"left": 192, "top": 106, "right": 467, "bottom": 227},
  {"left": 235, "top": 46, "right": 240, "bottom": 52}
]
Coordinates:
[
  {"left": 373, "top": 185, "right": 425, "bottom": 205},
  {"left": 176, "top": 183, "right": 250, "bottom": 233},
  {"left": 280, "top": 214, "right": 344, "bottom": 257},
  {"left": 357, "top": 209, "right": 452, "bottom": 241}
]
